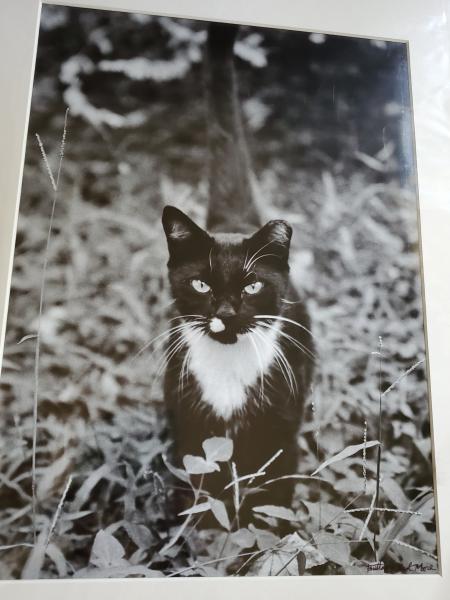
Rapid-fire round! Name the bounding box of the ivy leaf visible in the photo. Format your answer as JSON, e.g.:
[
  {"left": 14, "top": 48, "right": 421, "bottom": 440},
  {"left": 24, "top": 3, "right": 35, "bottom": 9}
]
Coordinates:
[
  {"left": 202, "top": 437, "right": 233, "bottom": 463},
  {"left": 182, "top": 454, "right": 220, "bottom": 474}
]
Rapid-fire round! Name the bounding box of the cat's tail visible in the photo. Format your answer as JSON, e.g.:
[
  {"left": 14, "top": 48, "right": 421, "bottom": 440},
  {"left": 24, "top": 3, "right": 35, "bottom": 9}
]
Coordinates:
[{"left": 205, "top": 23, "right": 261, "bottom": 233}]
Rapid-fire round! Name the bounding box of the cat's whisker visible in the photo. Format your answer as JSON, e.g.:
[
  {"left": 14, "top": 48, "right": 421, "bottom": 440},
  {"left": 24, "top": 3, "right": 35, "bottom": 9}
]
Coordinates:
[
  {"left": 131, "top": 322, "right": 197, "bottom": 362},
  {"left": 274, "top": 347, "right": 297, "bottom": 397},
  {"left": 244, "top": 270, "right": 257, "bottom": 281},
  {"left": 144, "top": 329, "right": 190, "bottom": 397},
  {"left": 157, "top": 334, "right": 190, "bottom": 378},
  {"left": 178, "top": 328, "right": 204, "bottom": 397},
  {"left": 254, "top": 314, "right": 316, "bottom": 340},
  {"left": 208, "top": 247, "right": 213, "bottom": 272},
  {"left": 168, "top": 314, "right": 205, "bottom": 323},
  {"left": 135, "top": 316, "right": 205, "bottom": 363},
  {"left": 257, "top": 320, "right": 316, "bottom": 362},
  {"left": 273, "top": 350, "right": 296, "bottom": 398},
  {"left": 245, "top": 253, "right": 280, "bottom": 271},
  {"left": 157, "top": 323, "right": 204, "bottom": 377},
  {"left": 243, "top": 241, "right": 274, "bottom": 272},
  {"left": 155, "top": 333, "right": 185, "bottom": 377},
  {"left": 252, "top": 327, "right": 297, "bottom": 397},
  {"left": 248, "top": 331, "right": 265, "bottom": 402},
  {"left": 272, "top": 341, "right": 297, "bottom": 397},
  {"left": 179, "top": 349, "right": 191, "bottom": 398}
]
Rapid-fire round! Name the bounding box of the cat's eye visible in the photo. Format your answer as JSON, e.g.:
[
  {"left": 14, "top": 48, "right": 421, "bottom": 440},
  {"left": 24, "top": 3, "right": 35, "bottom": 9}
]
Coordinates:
[
  {"left": 243, "top": 281, "right": 263, "bottom": 295},
  {"left": 191, "top": 279, "right": 211, "bottom": 294}
]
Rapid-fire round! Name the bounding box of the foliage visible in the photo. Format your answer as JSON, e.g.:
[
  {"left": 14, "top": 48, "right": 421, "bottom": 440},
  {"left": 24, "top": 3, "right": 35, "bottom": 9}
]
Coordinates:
[{"left": 0, "top": 7, "right": 436, "bottom": 578}]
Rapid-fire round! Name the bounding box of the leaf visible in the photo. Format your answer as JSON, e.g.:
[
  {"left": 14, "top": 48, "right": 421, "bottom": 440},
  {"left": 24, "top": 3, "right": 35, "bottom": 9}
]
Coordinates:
[
  {"left": 381, "top": 477, "right": 409, "bottom": 509},
  {"left": 313, "top": 531, "right": 350, "bottom": 566},
  {"left": 178, "top": 501, "right": 211, "bottom": 517},
  {"left": 162, "top": 454, "right": 190, "bottom": 483},
  {"left": 75, "top": 565, "right": 162, "bottom": 578},
  {"left": 311, "top": 440, "right": 379, "bottom": 475},
  {"left": 248, "top": 524, "right": 280, "bottom": 550},
  {"left": 282, "top": 532, "right": 327, "bottom": 570},
  {"left": 209, "top": 498, "right": 230, "bottom": 530},
  {"left": 253, "top": 505, "right": 301, "bottom": 522},
  {"left": 354, "top": 150, "right": 386, "bottom": 172},
  {"left": 46, "top": 543, "right": 67, "bottom": 577},
  {"left": 183, "top": 454, "right": 219, "bottom": 474},
  {"left": 37, "top": 452, "right": 72, "bottom": 499},
  {"left": 202, "top": 437, "right": 233, "bottom": 463},
  {"left": 229, "top": 528, "right": 256, "bottom": 549},
  {"left": 297, "top": 551, "right": 306, "bottom": 575},
  {"left": 123, "top": 523, "right": 153, "bottom": 549},
  {"left": 21, "top": 525, "right": 48, "bottom": 579},
  {"left": 100, "top": 372, "right": 120, "bottom": 398},
  {"left": 90, "top": 530, "right": 128, "bottom": 568},
  {"left": 17, "top": 333, "right": 37, "bottom": 345},
  {"left": 254, "top": 550, "right": 299, "bottom": 576},
  {"left": 302, "top": 501, "right": 342, "bottom": 529},
  {"left": 378, "top": 491, "right": 434, "bottom": 560},
  {"left": 72, "top": 464, "right": 111, "bottom": 511},
  {"left": 61, "top": 510, "right": 93, "bottom": 521}
]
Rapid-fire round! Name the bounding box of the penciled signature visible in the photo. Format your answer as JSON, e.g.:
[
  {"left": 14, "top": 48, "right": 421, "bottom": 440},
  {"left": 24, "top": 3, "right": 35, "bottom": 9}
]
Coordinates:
[
  {"left": 406, "top": 561, "right": 437, "bottom": 573},
  {"left": 355, "top": 560, "right": 437, "bottom": 574}
]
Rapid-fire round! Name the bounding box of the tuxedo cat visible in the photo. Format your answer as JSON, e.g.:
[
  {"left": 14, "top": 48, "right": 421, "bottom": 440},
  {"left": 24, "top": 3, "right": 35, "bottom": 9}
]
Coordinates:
[{"left": 161, "top": 23, "right": 314, "bottom": 522}]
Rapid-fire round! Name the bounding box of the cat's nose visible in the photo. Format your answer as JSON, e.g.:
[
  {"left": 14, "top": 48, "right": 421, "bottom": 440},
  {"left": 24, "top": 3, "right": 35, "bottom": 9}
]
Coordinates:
[{"left": 216, "top": 301, "right": 236, "bottom": 319}]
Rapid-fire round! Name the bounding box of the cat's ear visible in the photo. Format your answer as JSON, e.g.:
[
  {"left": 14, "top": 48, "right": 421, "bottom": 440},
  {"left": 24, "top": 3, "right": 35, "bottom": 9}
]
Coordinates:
[
  {"left": 247, "top": 220, "right": 292, "bottom": 264},
  {"left": 162, "top": 205, "right": 212, "bottom": 261}
]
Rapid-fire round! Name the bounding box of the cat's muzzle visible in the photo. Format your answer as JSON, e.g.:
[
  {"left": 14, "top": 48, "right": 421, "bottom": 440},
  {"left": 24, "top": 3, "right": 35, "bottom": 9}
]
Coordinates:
[
  {"left": 208, "top": 316, "right": 252, "bottom": 344},
  {"left": 209, "top": 317, "right": 226, "bottom": 333}
]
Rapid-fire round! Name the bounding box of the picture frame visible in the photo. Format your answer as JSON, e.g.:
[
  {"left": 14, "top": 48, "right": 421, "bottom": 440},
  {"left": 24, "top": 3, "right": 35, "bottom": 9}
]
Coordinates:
[{"left": 0, "top": 0, "right": 449, "bottom": 598}]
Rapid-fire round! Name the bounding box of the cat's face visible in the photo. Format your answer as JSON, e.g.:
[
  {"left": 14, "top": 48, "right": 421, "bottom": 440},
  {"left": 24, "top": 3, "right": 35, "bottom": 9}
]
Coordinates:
[{"left": 162, "top": 206, "right": 292, "bottom": 344}]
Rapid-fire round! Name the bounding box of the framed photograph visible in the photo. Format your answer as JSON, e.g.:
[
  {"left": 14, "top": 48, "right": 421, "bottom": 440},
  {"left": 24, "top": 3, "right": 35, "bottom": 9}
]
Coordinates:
[{"left": 0, "top": 0, "right": 449, "bottom": 598}]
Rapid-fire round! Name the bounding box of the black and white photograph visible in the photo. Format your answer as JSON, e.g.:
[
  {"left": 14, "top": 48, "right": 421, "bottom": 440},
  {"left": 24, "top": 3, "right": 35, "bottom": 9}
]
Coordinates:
[{"left": 0, "top": 4, "right": 438, "bottom": 579}]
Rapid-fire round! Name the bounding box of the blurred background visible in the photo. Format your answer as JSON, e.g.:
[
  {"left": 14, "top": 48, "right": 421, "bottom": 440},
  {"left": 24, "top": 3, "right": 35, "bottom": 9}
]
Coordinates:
[{"left": 0, "top": 5, "right": 437, "bottom": 578}]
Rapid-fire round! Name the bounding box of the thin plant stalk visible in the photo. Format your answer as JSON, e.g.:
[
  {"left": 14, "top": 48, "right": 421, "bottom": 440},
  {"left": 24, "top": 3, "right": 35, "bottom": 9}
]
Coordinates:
[
  {"left": 311, "top": 391, "right": 322, "bottom": 529},
  {"left": 31, "top": 109, "right": 69, "bottom": 543},
  {"left": 160, "top": 473, "right": 205, "bottom": 555},
  {"left": 362, "top": 419, "right": 368, "bottom": 494},
  {"left": 373, "top": 335, "right": 383, "bottom": 551}
]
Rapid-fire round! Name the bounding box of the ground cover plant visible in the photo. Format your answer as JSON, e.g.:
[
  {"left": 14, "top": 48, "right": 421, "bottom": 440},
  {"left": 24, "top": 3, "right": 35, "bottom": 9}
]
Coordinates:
[{"left": 0, "top": 7, "right": 437, "bottom": 578}]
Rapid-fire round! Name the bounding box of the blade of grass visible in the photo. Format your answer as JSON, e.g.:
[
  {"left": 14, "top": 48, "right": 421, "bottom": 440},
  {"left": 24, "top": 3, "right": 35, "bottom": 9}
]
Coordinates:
[
  {"left": 373, "top": 336, "right": 383, "bottom": 550},
  {"left": 32, "top": 109, "right": 69, "bottom": 543}
]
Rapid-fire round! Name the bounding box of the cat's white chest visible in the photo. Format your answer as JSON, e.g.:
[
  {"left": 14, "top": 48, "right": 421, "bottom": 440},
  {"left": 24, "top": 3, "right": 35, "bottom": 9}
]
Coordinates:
[{"left": 182, "top": 324, "right": 280, "bottom": 420}]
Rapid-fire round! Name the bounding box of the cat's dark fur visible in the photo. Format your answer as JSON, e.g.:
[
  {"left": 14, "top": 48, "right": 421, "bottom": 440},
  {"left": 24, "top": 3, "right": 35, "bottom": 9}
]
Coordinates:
[{"left": 161, "top": 23, "right": 314, "bottom": 523}]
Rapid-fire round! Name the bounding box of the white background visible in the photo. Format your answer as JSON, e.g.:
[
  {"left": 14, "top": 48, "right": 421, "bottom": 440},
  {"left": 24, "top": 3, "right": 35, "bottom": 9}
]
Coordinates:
[{"left": 0, "top": 0, "right": 449, "bottom": 598}]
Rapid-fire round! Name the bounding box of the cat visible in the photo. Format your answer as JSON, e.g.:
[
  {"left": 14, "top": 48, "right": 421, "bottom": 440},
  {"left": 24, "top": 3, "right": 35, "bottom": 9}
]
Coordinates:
[{"left": 161, "top": 23, "right": 314, "bottom": 524}]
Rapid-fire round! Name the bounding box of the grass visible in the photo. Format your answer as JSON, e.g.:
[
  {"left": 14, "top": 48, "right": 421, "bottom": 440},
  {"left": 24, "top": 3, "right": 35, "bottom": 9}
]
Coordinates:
[{"left": 31, "top": 109, "right": 69, "bottom": 544}]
